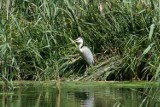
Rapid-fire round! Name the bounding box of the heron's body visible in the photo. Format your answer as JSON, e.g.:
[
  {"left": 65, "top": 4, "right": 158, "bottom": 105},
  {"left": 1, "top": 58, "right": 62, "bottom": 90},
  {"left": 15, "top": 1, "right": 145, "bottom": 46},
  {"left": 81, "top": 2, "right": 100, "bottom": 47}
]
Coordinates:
[
  {"left": 79, "top": 46, "right": 94, "bottom": 65},
  {"left": 75, "top": 37, "right": 94, "bottom": 66}
]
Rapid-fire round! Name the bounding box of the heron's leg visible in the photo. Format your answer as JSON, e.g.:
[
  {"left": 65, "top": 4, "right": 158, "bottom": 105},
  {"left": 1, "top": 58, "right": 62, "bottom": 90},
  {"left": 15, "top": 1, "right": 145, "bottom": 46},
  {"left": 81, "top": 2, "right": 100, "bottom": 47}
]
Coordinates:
[
  {"left": 84, "top": 71, "right": 88, "bottom": 76},
  {"left": 84, "top": 65, "right": 89, "bottom": 76},
  {"left": 86, "top": 64, "right": 93, "bottom": 75},
  {"left": 87, "top": 65, "right": 95, "bottom": 81},
  {"left": 81, "top": 65, "right": 95, "bottom": 81},
  {"left": 91, "top": 65, "right": 95, "bottom": 80}
]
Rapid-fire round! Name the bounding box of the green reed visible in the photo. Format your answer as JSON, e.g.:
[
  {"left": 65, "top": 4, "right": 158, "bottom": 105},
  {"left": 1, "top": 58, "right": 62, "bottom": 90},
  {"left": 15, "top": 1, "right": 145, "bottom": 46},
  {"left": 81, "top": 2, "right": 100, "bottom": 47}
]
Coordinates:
[{"left": 0, "top": 0, "right": 159, "bottom": 81}]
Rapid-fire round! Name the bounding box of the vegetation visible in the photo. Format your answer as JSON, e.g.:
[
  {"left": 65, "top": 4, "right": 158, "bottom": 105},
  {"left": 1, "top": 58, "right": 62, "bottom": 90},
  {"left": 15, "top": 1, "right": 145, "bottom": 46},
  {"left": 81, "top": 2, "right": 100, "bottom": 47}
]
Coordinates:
[{"left": 0, "top": 0, "right": 160, "bottom": 81}]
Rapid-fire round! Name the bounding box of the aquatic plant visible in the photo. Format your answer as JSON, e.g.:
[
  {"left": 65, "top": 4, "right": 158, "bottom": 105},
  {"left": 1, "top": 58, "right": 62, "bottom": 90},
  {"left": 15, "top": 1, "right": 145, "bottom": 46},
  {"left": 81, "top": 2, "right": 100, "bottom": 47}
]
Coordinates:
[{"left": 0, "top": 0, "right": 160, "bottom": 81}]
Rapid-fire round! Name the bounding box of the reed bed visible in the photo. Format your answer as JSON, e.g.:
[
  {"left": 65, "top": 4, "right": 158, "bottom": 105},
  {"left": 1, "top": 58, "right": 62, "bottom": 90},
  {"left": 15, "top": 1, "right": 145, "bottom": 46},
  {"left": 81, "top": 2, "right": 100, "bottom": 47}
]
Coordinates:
[{"left": 0, "top": 0, "right": 160, "bottom": 81}]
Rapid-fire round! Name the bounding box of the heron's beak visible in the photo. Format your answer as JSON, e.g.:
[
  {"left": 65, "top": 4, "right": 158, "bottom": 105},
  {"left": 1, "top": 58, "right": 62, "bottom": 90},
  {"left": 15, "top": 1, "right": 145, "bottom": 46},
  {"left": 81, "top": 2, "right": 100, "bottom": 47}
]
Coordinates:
[
  {"left": 74, "top": 38, "right": 79, "bottom": 43},
  {"left": 69, "top": 38, "right": 76, "bottom": 44}
]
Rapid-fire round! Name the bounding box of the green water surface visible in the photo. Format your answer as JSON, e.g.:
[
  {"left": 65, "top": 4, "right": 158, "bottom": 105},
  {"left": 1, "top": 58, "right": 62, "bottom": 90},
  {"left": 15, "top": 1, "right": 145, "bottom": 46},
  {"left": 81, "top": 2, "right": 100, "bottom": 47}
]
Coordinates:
[{"left": 0, "top": 81, "right": 159, "bottom": 107}]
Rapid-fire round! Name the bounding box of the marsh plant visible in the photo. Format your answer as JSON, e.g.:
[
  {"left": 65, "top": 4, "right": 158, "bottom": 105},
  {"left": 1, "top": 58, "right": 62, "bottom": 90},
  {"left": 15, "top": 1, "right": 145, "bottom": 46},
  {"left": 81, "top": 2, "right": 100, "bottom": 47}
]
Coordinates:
[{"left": 0, "top": 0, "right": 160, "bottom": 81}]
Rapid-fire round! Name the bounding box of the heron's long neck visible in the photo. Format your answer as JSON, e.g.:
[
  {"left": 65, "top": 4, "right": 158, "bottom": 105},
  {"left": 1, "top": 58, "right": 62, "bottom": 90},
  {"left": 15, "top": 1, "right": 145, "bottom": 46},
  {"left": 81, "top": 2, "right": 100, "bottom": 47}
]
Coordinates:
[{"left": 78, "top": 42, "right": 83, "bottom": 51}]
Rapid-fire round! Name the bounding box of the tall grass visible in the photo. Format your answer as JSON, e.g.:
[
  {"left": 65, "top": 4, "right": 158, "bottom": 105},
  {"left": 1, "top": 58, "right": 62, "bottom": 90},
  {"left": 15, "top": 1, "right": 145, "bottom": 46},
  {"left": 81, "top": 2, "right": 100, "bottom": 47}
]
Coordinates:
[{"left": 0, "top": 0, "right": 160, "bottom": 81}]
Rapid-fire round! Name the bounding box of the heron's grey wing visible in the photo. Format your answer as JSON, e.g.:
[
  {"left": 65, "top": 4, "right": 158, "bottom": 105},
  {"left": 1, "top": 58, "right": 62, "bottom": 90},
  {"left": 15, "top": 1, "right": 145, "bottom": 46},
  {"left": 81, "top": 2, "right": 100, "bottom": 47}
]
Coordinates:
[{"left": 80, "top": 46, "right": 94, "bottom": 65}]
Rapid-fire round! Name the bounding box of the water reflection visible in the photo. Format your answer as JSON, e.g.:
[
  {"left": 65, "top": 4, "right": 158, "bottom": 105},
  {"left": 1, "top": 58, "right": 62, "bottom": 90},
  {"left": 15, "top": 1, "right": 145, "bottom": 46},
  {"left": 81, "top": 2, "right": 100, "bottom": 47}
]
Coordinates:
[
  {"left": 55, "top": 91, "right": 60, "bottom": 107},
  {"left": 68, "top": 91, "right": 94, "bottom": 107},
  {"left": 0, "top": 84, "right": 159, "bottom": 107}
]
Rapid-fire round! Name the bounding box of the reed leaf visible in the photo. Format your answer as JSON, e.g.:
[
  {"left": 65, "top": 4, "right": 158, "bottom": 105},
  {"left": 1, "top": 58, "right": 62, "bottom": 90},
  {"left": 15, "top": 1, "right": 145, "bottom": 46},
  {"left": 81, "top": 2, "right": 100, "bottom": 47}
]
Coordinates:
[{"left": 149, "top": 24, "right": 155, "bottom": 41}]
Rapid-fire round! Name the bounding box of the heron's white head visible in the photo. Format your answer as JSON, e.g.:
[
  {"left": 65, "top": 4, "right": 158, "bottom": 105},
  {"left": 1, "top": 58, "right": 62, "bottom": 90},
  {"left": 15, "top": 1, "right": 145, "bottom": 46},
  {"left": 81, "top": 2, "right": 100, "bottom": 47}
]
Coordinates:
[{"left": 75, "top": 37, "right": 83, "bottom": 44}]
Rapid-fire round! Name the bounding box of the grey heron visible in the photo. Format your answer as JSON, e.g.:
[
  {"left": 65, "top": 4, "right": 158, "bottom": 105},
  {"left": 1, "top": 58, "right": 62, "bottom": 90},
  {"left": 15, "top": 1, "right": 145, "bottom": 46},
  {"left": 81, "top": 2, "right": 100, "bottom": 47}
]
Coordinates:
[{"left": 75, "top": 37, "right": 94, "bottom": 66}]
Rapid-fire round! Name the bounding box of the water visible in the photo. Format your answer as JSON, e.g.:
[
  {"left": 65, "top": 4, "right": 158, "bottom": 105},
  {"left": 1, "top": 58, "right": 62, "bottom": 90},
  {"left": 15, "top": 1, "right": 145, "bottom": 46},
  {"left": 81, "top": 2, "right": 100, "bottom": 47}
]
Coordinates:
[{"left": 0, "top": 81, "right": 159, "bottom": 107}]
